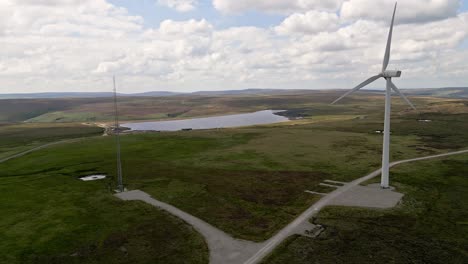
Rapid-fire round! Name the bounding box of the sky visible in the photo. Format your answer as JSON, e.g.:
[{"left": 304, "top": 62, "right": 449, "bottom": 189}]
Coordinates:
[{"left": 0, "top": 0, "right": 467, "bottom": 93}]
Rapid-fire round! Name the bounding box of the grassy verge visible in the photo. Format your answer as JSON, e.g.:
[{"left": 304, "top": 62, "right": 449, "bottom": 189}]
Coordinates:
[{"left": 263, "top": 154, "right": 468, "bottom": 264}]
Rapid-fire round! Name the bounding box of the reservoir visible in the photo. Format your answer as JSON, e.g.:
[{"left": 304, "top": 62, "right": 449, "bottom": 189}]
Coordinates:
[{"left": 122, "top": 110, "right": 289, "bottom": 131}]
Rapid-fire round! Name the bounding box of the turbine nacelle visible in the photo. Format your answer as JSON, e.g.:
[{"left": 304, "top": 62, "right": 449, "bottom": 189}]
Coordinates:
[
  {"left": 331, "top": 2, "right": 415, "bottom": 110},
  {"left": 382, "top": 70, "right": 402, "bottom": 78}
]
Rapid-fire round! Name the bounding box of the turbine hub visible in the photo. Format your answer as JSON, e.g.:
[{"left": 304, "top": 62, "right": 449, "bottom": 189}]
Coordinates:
[{"left": 382, "top": 70, "right": 402, "bottom": 78}]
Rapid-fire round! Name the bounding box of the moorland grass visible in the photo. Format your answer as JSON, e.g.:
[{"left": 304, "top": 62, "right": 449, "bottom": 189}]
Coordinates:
[
  {"left": 0, "top": 173, "right": 208, "bottom": 264},
  {"left": 1, "top": 114, "right": 459, "bottom": 242},
  {"left": 0, "top": 123, "right": 103, "bottom": 160},
  {"left": 1, "top": 95, "right": 466, "bottom": 262}
]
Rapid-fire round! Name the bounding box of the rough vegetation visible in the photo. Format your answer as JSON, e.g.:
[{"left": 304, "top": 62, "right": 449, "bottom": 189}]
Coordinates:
[
  {"left": 0, "top": 92, "right": 467, "bottom": 262},
  {"left": 0, "top": 123, "right": 103, "bottom": 160}
]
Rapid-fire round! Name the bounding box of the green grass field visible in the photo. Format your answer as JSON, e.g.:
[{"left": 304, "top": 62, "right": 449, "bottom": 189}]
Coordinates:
[
  {"left": 263, "top": 154, "right": 468, "bottom": 264},
  {"left": 1, "top": 93, "right": 467, "bottom": 262},
  {"left": 0, "top": 123, "right": 104, "bottom": 160},
  {"left": 0, "top": 127, "right": 432, "bottom": 242},
  {"left": 0, "top": 173, "right": 208, "bottom": 264}
]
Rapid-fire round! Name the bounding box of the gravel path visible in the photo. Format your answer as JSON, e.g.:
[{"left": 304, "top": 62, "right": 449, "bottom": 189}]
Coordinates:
[{"left": 115, "top": 190, "right": 266, "bottom": 264}]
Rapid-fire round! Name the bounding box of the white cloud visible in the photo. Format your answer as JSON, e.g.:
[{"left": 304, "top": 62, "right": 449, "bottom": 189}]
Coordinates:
[
  {"left": 158, "top": 0, "right": 197, "bottom": 12},
  {"left": 212, "top": 0, "right": 343, "bottom": 14},
  {"left": 0, "top": 0, "right": 143, "bottom": 37},
  {"left": 95, "top": 19, "right": 214, "bottom": 76},
  {"left": 276, "top": 11, "right": 340, "bottom": 35},
  {"left": 159, "top": 19, "right": 213, "bottom": 35},
  {"left": 0, "top": 0, "right": 145, "bottom": 93},
  {"left": 94, "top": 12, "right": 468, "bottom": 90},
  {"left": 341, "top": 0, "right": 461, "bottom": 24},
  {"left": 0, "top": 0, "right": 467, "bottom": 93}
]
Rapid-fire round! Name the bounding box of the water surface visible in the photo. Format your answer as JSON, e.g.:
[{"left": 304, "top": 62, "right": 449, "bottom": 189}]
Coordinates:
[{"left": 122, "top": 110, "right": 288, "bottom": 131}]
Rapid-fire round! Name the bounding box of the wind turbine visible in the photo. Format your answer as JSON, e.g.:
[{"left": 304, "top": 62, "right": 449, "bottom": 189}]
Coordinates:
[{"left": 331, "top": 2, "right": 416, "bottom": 189}]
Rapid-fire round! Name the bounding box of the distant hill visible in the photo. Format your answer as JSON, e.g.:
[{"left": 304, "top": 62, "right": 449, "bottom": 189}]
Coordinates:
[
  {"left": 132, "top": 91, "right": 182, "bottom": 97},
  {"left": 191, "top": 89, "right": 311, "bottom": 96},
  {"left": 0, "top": 92, "right": 114, "bottom": 99},
  {"left": 0, "top": 89, "right": 314, "bottom": 99},
  {"left": 191, "top": 87, "right": 468, "bottom": 98},
  {"left": 0, "top": 87, "right": 467, "bottom": 99},
  {"left": 0, "top": 91, "right": 181, "bottom": 99},
  {"left": 402, "top": 87, "right": 468, "bottom": 99}
]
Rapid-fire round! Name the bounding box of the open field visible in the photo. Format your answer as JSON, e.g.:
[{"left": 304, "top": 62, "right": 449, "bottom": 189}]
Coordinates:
[
  {"left": 0, "top": 123, "right": 103, "bottom": 160},
  {"left": 263, "top": 154, "right": 468, "bottom": 264},
  {"left": 1, "top": 93, "right": 467, "bottom": 262},
  {"left": 0, "top": 171, "right": 208, "bottom": 264}
]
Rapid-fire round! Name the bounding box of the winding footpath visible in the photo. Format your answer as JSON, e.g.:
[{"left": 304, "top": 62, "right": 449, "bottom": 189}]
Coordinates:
[{"left": 116, "top": 190, "right": 266, "bottom": 264}]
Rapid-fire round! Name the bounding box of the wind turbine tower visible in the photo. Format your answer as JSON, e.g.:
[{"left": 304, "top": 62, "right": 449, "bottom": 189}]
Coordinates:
[
  {"left": 332, "top": 2, "right": 416, "bottom": 189},
  {"left": 113, "top": 76, "right": 124, "bottom": 192}
]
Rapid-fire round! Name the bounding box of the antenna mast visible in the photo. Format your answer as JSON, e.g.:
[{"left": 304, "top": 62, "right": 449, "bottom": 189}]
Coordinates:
[{"left": 113, "top": 76, "right": 124, "bottom": 192}]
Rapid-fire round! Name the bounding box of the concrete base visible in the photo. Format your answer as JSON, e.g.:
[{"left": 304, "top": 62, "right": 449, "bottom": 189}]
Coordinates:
[
  {"left": 114, "top": 187, "right": 128, "bottom": 193},
  {"left": 329, "top": 183, "right": 403, "bottom": 209}
]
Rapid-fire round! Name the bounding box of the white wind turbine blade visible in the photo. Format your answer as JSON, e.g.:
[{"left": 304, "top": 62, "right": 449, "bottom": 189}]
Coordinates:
[
  {"left": 331, "top": 74, "right": 383, "bottom": 105},
  {"left": 382, "top": 2, "right": 397, "bottom": 72},
  {"left": 389, "top": 80, "right": 416, "bottom": 110}
]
